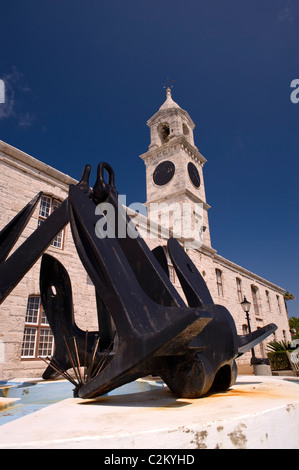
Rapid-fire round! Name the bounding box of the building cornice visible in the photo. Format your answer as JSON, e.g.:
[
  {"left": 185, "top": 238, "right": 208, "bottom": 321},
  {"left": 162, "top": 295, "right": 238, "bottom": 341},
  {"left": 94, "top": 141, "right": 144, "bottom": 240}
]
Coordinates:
[
  {"left": 140, "top": 135, "right": 207, "bottom": 166},
  {"left": 144, "top": 188, "right": 211, "bottom": 211},
  {"left": 213, "top": 253, "right": 285, "bottom": 293},
  {"left": 0, "top": 140, "right": 78, "bottom": 187},
  {"left": 147, "top": 107, "right": 195, "bottom": 129}
]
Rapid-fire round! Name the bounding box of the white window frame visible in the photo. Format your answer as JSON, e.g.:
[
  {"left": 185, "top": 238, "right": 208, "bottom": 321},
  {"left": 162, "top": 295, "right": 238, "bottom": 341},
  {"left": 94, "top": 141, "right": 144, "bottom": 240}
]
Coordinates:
[
  {"left": 216, "top": 269, "right": 224, "bottom": 297},
  {"left": 236, "top": 278, "right": 243, "bottom": 302},
  {"left": 21, "top": 296, "right": 54, "bottom": 359},
  {"left": 38, "top": 195, "right": 65, "bottom": 249}
]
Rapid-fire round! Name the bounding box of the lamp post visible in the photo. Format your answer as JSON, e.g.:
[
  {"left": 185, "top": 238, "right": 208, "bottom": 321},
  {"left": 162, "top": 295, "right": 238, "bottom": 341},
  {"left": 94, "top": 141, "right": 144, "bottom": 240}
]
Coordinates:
[{"left": 241, "top": 296, "right": 256, "bottom": 359}]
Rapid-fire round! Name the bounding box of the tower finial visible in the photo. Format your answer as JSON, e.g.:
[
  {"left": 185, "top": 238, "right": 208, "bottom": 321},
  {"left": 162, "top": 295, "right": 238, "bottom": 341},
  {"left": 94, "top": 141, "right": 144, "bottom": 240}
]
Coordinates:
[
  {"left": 159, "top": 79, "right": 180, "bottom": 111},
  {"left": 163, "top": 77, "right": 175, "bottom": 95}
]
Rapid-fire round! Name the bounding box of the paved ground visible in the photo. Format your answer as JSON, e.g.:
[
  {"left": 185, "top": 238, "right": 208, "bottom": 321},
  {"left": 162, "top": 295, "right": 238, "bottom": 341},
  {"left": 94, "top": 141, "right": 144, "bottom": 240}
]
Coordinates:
[{"left": 0, "top": 375, "right": 298, "bottom": 449}]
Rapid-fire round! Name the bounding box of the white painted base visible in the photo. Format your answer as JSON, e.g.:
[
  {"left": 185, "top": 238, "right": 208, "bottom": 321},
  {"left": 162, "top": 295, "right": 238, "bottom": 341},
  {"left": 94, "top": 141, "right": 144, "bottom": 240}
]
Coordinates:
[{"left": 0, "top": 375, "right": 298, "bottom": 449}]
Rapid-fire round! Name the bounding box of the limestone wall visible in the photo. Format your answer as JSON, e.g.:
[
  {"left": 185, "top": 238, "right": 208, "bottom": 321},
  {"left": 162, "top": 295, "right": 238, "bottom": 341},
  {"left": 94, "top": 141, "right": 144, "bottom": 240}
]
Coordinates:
[
  {"left": 0, "top": 141, "right": 291, "bottom": 379},
  {"left": 0, "top": 142, "right": 98, "bottom": 379}
]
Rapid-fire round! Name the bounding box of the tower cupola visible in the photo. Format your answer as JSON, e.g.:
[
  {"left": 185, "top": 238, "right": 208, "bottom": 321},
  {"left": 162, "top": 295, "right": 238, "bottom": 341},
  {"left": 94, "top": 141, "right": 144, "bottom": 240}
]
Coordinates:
[{"left": 147, "top": 87, "right": 195, "bottom": 149}]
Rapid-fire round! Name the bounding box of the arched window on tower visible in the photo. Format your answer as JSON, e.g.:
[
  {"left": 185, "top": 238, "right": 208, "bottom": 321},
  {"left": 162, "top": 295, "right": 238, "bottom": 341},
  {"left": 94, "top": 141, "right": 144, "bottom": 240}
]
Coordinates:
[
  {"left": 158, "top": 122, "right": 170, "bottom": 144},
  {"left": 182, "top": 123, "right": 189, "bottom": 137}
]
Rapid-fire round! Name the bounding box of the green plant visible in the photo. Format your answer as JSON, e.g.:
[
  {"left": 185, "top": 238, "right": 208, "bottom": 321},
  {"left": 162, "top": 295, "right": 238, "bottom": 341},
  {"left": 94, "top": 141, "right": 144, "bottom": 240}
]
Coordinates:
[
  {"left": 284, "top": 291, "right": 295, "bottom": 318},
  {"left": 284, "top": 291, "right": 295, "bottom": 301},
  {"left": 267, "top": 340, "right": 292, "bottom": 370},
  {"left": 267, "top": 340, "right": 292, "bottom": 352}
]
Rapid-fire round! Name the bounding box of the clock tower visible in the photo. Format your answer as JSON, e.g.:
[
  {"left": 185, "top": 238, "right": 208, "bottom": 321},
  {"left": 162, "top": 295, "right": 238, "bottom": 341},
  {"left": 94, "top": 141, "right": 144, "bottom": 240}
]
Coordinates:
[{"left": 140, "top": 87, "right": 213, "bottom": 250}]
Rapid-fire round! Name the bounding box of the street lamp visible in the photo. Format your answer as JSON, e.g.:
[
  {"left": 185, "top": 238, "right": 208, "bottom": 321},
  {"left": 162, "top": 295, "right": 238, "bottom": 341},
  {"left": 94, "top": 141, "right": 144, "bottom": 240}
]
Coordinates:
[{"left": 241, "top": 296, "right": 256, "bottom": 359}]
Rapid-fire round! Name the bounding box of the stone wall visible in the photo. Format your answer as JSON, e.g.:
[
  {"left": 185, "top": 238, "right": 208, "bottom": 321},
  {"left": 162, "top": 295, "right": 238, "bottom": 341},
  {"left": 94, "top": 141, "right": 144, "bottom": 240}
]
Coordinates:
[
  {"left": 0, "top": 141, "right": 291, "bottom": 379},
  {"left": 0, "top": 142, "right": 98, "bottom": 379}
]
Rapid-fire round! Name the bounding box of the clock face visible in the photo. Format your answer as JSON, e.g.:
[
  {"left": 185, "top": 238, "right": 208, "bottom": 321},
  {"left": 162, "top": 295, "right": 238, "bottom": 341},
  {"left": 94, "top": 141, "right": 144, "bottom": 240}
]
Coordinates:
[
  {"left": 153, "top": 161, "right": 175, "bottom": 186},
  {"left": 188, "top": 162, "right": 200, "bottom": 188}
]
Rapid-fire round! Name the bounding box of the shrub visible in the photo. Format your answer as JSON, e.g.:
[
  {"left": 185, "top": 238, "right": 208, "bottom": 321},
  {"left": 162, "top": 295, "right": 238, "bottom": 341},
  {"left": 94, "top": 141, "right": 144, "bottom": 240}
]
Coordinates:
[
  {"left": 267, "top": 340, "right": 292, "bottom": 370},
  {"left": 267, "top": 340, "right": 291, "bottom": 352}
]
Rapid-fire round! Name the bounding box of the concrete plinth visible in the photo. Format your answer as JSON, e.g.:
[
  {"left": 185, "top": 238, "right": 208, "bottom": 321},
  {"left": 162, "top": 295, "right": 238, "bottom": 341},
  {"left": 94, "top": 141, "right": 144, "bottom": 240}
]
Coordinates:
[
  {"left": 253, "top": 364, "right": 272, "bottom": 376},
  {"left": 0, "top": 375, "right": 298, "bottom": 449}
]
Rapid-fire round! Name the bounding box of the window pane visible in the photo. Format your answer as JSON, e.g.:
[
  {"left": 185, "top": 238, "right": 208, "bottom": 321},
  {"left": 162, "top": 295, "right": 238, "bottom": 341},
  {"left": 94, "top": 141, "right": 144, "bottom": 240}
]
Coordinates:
[
  {"left": 40, "top": 308, "right": 49, "bottom": 325},
  {"left": 38, "top": 329, "right": 54, "bottom": 357},
  {"left": 51, "top": 230, "right": 64, "bottom": 249},
  {"left": 21, "top": 327, "right": 37, "bottom": 357},
  {"left": 38, "top": 196, "right": 65, "bottom": 250},
  {"left": 22, "top": 295, "right": 55, "bottom": 359},
  {"left": 52, "top": 199, "right": 61, "bottom": 211},
  {"left": 25, "top": 296, "right": 40, "bottom": 324},
  {"left": 39, "top": 196, "right": 52, "bottom": 219}
]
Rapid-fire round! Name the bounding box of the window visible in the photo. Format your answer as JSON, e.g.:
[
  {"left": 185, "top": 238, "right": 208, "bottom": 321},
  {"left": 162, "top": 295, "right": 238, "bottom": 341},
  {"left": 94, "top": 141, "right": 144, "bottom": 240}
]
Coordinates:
[
  {"left": 182, "top": 123, "right": 189, "bottom": 136},
  {"left": 21, "top": 296, "right": 54, "bottom": 359},
  {"left": 168, "top": 265, "right": 175, "bottom": 284},
  {"left": 242, "top": 324, "right": 248, "bottom": 335},
  {"left": 236, "top": 278, "right": 243, "bottom": 302},
  {"left": 257, "top": 327, "right": 265, "bottom": 356},
  {"left": 216, "top": 269, "right": 223, "bottom": 297},
  {"left": 276, "top": 295, "right": 282, "bottom": 314},
  {"left": 163, "top": 247, "right": 175, "bottom": 284},
  {"left": 251, "top": 286, "right": 260, "bottom": 315},
  {"left": 158, "top": 122, "right": 170, "bottom": 144},
  {"left": 265, "top": 290, "right": 271, "bottom": 311},
  {"left": 38, "top": 195, "right": 65, "bottom": 249}
]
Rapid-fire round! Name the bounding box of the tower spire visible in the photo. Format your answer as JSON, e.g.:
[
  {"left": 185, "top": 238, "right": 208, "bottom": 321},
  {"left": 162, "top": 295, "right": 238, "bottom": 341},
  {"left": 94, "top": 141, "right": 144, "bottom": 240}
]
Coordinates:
[
  {"left": 163, "top": 77, "right": 175, "bottom": 92},
  {"left": 159, "top": 85, "right": 180, "bottom": 111}
]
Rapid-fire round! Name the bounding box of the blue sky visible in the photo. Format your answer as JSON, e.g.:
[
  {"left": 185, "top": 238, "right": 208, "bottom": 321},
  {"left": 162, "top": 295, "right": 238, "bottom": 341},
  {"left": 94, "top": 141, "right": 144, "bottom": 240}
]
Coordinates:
[{"left": 1, "top": 0, "right": 298, "bottom": 317}]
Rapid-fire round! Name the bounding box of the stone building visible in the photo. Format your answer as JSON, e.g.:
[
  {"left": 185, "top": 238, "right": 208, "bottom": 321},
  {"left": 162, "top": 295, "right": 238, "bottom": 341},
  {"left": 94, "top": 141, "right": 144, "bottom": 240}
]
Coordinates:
[
  {"left": 0, "top": 89, "right": 290, "bottom": 379},
  {"left": 0, "top": 142, "right": 98, "bottom": 379}
]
